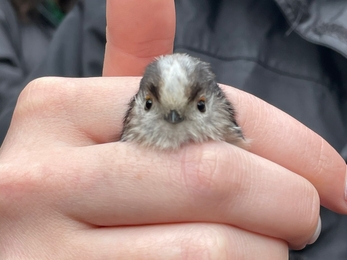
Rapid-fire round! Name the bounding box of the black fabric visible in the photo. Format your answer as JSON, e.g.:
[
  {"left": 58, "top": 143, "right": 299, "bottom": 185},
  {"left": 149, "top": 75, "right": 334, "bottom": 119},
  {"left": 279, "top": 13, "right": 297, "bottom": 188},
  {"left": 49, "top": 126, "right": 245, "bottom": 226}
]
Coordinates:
[{"left": 1, "top": 0, "right": 347, "bottom": 258}]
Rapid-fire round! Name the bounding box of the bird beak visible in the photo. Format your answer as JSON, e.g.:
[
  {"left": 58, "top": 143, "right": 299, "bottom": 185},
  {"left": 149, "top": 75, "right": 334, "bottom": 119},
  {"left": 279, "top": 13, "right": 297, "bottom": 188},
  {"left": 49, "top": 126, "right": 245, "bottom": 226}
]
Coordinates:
[{"left": 165, "top": 110, "right": 184, "bottom": 124}]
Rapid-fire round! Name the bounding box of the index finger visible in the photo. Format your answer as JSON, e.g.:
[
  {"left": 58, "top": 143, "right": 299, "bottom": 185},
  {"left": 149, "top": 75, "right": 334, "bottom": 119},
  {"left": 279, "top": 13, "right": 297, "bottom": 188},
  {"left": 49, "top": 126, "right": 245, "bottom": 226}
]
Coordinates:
[{"left": 103, "top": 0, "right": 175, "bottom": 76}]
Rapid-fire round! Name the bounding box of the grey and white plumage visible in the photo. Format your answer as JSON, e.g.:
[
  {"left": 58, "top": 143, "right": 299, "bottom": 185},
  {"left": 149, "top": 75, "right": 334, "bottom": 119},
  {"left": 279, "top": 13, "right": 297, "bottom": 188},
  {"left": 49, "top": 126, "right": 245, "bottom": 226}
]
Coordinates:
[{"left": 121, "top": 53, "right": 247, "bottom": 150}]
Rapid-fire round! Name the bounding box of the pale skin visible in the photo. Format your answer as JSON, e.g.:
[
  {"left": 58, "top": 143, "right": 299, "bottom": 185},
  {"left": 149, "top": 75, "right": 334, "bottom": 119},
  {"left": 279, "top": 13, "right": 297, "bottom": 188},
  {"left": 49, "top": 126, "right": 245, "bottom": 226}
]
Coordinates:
[{"left": 0, "top": 0, "right": 346, "bottom": 259}]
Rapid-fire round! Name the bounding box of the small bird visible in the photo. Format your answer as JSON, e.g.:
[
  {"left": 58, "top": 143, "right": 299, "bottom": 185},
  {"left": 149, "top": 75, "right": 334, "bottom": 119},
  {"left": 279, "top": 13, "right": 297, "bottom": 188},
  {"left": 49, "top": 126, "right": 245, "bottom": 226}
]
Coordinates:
[{"left": 121, "top": 53, "right": 247, "bottom": 150}]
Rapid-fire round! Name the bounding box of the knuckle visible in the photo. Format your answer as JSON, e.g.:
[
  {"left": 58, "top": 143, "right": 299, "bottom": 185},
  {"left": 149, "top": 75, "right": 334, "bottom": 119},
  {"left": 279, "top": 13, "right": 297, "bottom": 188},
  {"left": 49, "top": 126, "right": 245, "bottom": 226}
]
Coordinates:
[
  {"left": 0, "top": 154, "right": 66, "bottom": 212},
  {"left": 180, "top": 143, "right": 237, "bottom": 204},
  {"left": 180, "top": 224, "right": 288, "bottom": 259},
  {"left": 0, "top": 162, "right": 41, "bottom": 213},
  {"left": 180, "top": 224, "right": 229, "bottom": 260},
  {"left": 15, "top": 77, "right": 74, "bottom": 119}
]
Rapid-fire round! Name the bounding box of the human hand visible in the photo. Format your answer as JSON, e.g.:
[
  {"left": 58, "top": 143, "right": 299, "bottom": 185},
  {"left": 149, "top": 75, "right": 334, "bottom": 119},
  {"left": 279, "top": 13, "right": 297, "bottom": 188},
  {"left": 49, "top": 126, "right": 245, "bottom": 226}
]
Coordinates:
[
  {"left": 0, "top": 0, "right": 346, "bottom": 259},
  {"left": 104, "top": 0, "right": 347, "bottom": 249}
]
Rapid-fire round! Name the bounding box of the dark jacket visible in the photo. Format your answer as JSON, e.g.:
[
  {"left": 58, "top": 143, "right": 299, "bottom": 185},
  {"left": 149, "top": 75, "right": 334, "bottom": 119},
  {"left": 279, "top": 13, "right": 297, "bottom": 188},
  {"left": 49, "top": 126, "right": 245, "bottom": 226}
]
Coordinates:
[{"left": 1, "top": 0, "right": 347, "bottom": 258}]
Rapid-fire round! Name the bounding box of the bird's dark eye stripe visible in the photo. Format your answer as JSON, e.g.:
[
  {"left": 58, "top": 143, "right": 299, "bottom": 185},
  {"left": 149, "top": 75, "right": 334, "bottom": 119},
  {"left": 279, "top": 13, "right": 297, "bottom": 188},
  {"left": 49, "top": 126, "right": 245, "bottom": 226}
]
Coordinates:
[
  {"left": 189, "top": 84, "right": 203, "bottom": 102},
  {"left": 148, "top": 83, "right": 160, "bottom": 100}
]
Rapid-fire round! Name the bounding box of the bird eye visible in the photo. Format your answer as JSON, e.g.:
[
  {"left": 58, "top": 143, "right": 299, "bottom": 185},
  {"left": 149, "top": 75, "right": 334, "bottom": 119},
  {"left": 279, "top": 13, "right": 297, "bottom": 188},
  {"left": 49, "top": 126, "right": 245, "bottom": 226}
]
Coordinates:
[
  {"left": 197, "top": 99, "right": 206, "bottom": 112},
  {"left": 145, "top": 96, "right": 152, "bottom": 111}
]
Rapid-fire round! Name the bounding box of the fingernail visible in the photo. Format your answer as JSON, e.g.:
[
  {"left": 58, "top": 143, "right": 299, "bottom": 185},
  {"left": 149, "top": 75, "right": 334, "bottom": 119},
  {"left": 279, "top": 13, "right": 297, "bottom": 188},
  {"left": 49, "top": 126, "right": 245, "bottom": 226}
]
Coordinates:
[{"left": 307, "top": 216, "right": 321, "bottom": 245}]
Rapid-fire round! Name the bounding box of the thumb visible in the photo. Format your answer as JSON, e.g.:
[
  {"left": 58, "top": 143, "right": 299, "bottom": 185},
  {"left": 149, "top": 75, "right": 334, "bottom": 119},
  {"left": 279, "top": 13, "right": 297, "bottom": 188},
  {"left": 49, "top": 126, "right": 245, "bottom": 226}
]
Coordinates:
[{"left": 103, "top": 0, "right": 176, "bottom": 76}]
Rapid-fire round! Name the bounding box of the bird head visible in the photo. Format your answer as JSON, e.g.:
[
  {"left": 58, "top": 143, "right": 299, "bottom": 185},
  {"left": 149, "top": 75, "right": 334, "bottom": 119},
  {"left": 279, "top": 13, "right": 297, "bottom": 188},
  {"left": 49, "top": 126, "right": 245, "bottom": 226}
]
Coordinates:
[{"left": 121, "top": 53, "right": 244, "bottom": 149}]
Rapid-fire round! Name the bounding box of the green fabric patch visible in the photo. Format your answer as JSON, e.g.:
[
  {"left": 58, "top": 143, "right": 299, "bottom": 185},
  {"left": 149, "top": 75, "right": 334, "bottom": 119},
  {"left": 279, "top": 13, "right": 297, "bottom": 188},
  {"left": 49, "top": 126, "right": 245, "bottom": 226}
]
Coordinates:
[{"left": 37, "top": 0, "right": 66, "bottom": 27}]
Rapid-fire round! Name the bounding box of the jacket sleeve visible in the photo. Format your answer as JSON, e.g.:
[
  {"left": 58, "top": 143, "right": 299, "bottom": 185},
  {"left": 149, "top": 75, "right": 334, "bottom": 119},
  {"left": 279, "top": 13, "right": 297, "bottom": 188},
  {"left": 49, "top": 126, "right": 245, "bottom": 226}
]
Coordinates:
[
  {"left": 0, "top": 0, "right": 106, "bottom": 144},
  {"left": 29, "top": 0, "right": 106, "bottom": 79},
  {"left": 0, "top": 0, "right": 27, "bottom": 142}
]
